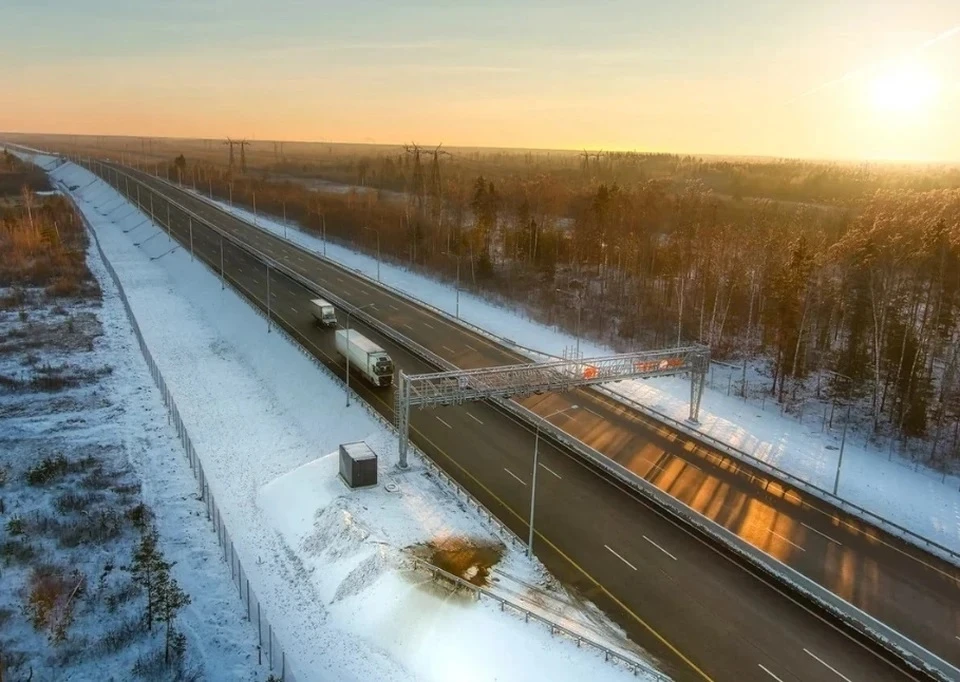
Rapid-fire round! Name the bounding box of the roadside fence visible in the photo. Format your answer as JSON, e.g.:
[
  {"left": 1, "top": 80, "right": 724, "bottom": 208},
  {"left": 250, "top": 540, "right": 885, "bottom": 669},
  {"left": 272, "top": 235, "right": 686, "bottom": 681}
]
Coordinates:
[{"left": 75, "top": 190, "right": 298, "bottom": 682}]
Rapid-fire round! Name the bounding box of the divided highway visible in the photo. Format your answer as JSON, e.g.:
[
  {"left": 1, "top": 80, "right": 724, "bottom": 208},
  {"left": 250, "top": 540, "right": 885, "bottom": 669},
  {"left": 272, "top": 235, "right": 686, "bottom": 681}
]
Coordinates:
[{"left": 89, "top": 160, "right": 959, "bottom": 682}]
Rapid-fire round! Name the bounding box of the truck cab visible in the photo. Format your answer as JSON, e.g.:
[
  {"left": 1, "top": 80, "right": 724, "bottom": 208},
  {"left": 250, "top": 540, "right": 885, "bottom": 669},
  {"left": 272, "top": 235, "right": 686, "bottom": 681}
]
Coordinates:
[{"left": 310, "top": 298, "right": 338, "bottom": 327}]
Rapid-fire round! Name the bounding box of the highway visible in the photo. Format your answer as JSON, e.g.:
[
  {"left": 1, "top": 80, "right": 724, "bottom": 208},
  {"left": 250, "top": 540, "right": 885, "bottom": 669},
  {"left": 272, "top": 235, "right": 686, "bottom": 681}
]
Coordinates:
[{"left": 91, "top": 160, "right": 958, "bottom": 682}]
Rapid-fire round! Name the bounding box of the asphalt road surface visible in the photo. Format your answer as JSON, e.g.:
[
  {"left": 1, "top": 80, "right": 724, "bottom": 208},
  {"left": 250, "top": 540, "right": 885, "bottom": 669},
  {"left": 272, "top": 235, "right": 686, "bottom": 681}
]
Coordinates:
[{"left": 90, "top": 161, "right": 960, "bottom": 682}]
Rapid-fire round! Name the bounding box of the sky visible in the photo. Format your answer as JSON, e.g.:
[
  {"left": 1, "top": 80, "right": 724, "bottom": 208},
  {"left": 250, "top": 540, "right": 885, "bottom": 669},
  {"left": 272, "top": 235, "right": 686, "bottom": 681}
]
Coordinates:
[{"left": 1, "top": 0, "right": 959, "bottom": 161}]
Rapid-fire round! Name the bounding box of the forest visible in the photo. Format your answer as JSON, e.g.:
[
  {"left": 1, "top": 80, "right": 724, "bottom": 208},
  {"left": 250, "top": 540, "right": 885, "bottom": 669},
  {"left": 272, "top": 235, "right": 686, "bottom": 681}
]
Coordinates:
[{"left": 10, "top": 134, "right": 960, "bottom": 466}]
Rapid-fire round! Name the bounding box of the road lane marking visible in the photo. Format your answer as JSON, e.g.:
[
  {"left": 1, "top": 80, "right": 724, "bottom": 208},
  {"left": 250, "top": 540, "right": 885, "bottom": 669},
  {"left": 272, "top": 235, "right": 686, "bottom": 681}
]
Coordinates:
[
  {"left": 403, "top": 323, "right": 414, "bottom": 330},
  {"left": 757, "top": 664, "right": 785, "bottom": 682},
  {"left": 605, "top": 545, "right": 638, "bottom": 571},
  {"left": 389, "top": 304, "right": 400, "bottom": 311},
  {"left": 443, "top": 345, "right": 456, "bottom": 354},
  {"left": 504, "top": 468, "right": 526, "bottom": 486},
  {"left": 467, "top": 412, "right": 484, "bottom": 425},
  {"left": 336, "top": 277, "right": 344, "bottom": 282},
  {"left": 643, "top": 535, "right": 678, "bottom": 561},
  {"left": 436, "top": 416, "right": 453, "bottom": 430},
  {"left": 539, "top": 463, "right": 562, "bottom": 479},
  {"left": 585, "top": 407, "right": 603, "bottom": 418},
  {"left": 768, "top": 529, "right": 806, "bottom": 551},
  {"left": 290, "top": 307, "right": 298, "bottom": 313},
  {"left": 803, "top": 649, "right": 852, "bottom": 682},
  {"left": 465, "top": 343, "right": 478, "bottom": 352},
  {"left": 802, "top": 522, "right": 843, "bottom": 546},
  {"left": 423, "top": 321, "right": 435, "bottom": 329}
]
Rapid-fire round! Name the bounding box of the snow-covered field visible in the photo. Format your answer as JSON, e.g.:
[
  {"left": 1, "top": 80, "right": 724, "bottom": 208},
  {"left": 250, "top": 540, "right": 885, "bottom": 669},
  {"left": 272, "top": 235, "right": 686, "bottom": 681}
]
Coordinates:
[
  {"left": 21, "top": 155, "right": 661, "bottom": 681},
  {"left": 197, "top": 190, "right": 960, "bottom": 556},
  {"left": 0, "top": 260, "right": 257, "bottom": 676}
]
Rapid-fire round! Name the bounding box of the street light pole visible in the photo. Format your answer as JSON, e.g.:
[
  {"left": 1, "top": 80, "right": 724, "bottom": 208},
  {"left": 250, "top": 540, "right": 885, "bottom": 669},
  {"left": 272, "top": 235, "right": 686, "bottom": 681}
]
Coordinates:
[
  {"left": 833, "top": 405, "right": 851, "bottom": 496},
  {"left": 321, "top": 213, "right": 327, "bottom": 256},
  {"left": 528, "top": 405, "right": 578, "bottom": 557},
  {"left": 363, "top": 226, "right": 381, "bottom": 282}
]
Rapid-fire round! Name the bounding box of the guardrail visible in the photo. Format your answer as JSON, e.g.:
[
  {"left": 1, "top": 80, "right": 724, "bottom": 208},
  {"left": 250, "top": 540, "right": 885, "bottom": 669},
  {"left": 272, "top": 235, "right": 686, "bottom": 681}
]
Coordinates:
[
  {"left": 86, "top": 160, "right": 958, "bottom": 681},
  {"left": 67, "top": 186, "right": 297, "bottom": 681},
  {"left": 408, "top": 557, "right": 667, "bottom": 681},
  {"left": 155, "top": 169, "right": 960, "bottom": 569},
  {"left": 74, "top": 160, "right": 667, "bottom": 679}
]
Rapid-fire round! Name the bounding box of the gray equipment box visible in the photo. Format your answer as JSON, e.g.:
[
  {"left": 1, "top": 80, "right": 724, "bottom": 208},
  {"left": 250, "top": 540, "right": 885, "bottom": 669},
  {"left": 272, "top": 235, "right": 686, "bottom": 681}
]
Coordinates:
[{"left": 339, "top": 441, "right": 378, "bottom": 488}]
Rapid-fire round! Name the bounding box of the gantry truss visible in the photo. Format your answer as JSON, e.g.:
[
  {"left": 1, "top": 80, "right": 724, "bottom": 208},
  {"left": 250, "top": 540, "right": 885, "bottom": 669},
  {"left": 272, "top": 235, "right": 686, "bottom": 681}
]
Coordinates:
[{"left": 395, "top": 345, "right": 710, "bottom": 467}]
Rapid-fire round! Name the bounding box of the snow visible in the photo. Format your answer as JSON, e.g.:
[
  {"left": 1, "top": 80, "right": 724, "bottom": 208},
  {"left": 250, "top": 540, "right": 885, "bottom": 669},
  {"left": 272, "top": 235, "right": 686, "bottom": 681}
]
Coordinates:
[
  {"left": 26, "top": 155, "right": 660, "bottom": 681},
  {"left": 0, "top": 239, "right": 257, "bottom": 677},
  {"left": 195, "top": 189, "right": 960, "bottom": 557}
]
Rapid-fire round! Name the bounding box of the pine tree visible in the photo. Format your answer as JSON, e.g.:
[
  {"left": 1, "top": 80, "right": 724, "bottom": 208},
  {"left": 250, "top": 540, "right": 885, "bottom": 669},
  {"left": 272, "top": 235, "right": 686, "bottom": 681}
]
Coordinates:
[
  {"left": 158, "top": 571, "right": 191, "bottom": 663},
  {"left": 129, "top": 528, "right": 170, "bottom": 631}
]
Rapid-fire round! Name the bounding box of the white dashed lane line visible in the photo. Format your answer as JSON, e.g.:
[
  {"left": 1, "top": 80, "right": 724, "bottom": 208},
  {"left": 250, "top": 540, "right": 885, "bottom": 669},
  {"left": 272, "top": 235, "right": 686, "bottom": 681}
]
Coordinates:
[
  {"left": 643, "top": 535, "right": 677, "bottom": 561},
  {"left": 801, "top": 522, "right": 843, "bottom": 546},
  {"left": 605, "top": 544, "right": 638, "bottom": 571},
  {"left": 504, "top": 468, "right": 526, "bottom": 486},
  {"left": 803, "top": 649, "right": 852, "bottom": 682},
  {"left": 538, "top": 463, "right": 562, "bottom": 480},
  {"left": 757, "top": 664, "right": 785, "bottom": 682}
]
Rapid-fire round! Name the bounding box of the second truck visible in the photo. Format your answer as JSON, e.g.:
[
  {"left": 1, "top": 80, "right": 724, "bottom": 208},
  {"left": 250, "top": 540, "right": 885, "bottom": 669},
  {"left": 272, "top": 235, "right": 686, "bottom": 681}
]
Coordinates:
[{"left": 335, "top": 329, "right": 394, "bottom": 387}]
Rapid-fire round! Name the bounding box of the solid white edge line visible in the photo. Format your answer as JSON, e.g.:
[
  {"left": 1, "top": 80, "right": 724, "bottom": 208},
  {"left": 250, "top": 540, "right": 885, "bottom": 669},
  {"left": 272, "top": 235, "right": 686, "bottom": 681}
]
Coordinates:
[
  {"left": 539, "top": 462, "right": 562, "bottom": 480},
  {"left": 605, "top": 544, "right": 638, "bottom": 571},
  {"left": 802, "top": 522, "right": 843, "bottom": 546},
  {"left": 757, "top": 663, "right": 786, "bottom": 682},
  {"left": 803, "top": 648, "right": 853, "bottom": 682},
  {"left": 643, "top": 535, "right": 678, "bottom": 561},
  {"left": 504, "top": 468, "right": 526, "bottom": 486},
  {"left": 436, "top": 416, "right": 453, "bottom": 429}
]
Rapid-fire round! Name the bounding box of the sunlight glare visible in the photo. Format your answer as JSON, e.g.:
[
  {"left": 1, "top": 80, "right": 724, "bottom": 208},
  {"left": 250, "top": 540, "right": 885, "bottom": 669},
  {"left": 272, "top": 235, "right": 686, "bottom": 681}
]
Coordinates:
[{"left": 868, "top": 62, "right": 941, "bottom": 116}]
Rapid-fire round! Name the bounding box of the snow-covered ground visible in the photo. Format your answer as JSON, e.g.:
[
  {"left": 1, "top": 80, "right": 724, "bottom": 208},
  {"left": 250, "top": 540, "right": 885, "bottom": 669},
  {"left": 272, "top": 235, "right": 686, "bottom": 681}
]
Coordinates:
[
  {"left": 0, "top": 252, "right": 257, "bottom": 677},
  {"left": 196, "top": 190, "right": 960, "bottom": 556},
  {"left": 25, "top": 155, "right": 661, "bottom": 681}
]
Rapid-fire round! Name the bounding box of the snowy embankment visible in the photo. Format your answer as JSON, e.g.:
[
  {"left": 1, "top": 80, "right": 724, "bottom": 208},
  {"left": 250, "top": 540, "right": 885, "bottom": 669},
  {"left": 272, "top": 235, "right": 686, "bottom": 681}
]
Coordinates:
[
  {"left": 202, "top": 193, "right": 960, "bottom": 555},
  {"left": 0, "top": 217, "right": 257, "bottom": 676},
  {"left": 34, "top": 157, "right": 658, "bottom": 682}
]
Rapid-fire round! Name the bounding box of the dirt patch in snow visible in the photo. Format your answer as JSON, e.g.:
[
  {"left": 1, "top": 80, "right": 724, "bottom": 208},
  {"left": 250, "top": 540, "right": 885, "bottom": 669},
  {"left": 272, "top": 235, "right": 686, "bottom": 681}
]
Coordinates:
[{"left": 409, "top": 538, "right": 504, "bottom": 587}]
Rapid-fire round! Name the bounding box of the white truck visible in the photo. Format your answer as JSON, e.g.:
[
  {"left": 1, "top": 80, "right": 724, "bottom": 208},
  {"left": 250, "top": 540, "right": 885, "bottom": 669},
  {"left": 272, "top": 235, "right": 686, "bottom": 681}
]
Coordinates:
[
  {"left": 310, "top": 298, "right": 338, "bottom": 327},
  {"left": 335, "top": 329, "right": 394, "bottom": 387}
]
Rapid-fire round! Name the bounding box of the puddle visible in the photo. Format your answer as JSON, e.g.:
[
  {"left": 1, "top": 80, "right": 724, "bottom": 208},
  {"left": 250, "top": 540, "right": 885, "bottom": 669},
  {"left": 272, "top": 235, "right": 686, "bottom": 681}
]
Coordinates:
[{"left": 409, "top": 537, "right": 504, "bottom": 587}]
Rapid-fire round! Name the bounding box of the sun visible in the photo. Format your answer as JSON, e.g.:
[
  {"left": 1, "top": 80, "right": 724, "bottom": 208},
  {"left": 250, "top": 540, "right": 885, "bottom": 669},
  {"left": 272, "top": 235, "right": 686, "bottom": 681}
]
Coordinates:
[{"left": 868, "top": 61, "right": 941, "bottom": 116}]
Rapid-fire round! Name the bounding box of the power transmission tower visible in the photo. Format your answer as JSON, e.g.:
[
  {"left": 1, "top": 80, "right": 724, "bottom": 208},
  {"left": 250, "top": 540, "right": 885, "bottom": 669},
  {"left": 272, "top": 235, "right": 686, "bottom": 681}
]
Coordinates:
[
  {"left": 224, "top": 138, "right": 236, "bottom": 174},
  {"left": 237, "top": 139, "right": 251, "bottom": 174}
]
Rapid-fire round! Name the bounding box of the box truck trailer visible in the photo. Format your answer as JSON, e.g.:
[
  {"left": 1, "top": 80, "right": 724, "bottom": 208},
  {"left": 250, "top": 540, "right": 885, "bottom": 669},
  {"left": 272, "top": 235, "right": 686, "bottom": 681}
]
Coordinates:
[
  {"left": 310, "top": 298, "right": 338, "bottom": 327},
  {"left": 335, "top": 329, "right": 394, "bottom": 387}
]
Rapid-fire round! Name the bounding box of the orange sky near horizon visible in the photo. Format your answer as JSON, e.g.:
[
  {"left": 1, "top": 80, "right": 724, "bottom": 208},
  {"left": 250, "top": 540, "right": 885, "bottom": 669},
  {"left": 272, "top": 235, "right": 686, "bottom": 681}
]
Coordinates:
[{"left": 2, "top": 1, "right": 959, "bottom": 163}]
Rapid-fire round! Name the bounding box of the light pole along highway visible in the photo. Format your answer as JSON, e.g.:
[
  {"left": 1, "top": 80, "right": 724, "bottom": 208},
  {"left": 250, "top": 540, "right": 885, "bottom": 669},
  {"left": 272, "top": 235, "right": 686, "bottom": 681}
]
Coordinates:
[
  {"left": 344, "top": 302, "right": 375, "bottom": 407},
  {"left": 529, "top": 404, "right": 578, "bottom": 556},
  {"left": 362, "top": 225, "right": 381, "bottom": 282}
]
